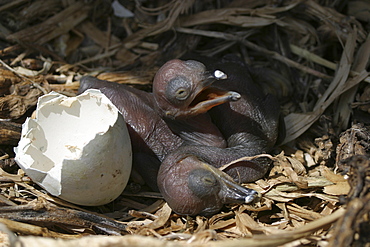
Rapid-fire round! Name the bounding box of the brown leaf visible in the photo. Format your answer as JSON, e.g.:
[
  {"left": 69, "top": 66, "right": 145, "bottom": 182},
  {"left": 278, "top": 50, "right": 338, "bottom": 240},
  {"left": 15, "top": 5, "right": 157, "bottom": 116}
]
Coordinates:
[{"left": 147, "top": 203, "right": 172, "bottom": 230}]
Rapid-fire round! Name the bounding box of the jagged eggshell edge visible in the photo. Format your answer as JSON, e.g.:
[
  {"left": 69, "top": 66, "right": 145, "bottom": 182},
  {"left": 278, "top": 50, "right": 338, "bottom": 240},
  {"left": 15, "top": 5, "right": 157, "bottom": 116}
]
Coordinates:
[{"left": 14, "top": 89, "right": 132, "bottom": 206}]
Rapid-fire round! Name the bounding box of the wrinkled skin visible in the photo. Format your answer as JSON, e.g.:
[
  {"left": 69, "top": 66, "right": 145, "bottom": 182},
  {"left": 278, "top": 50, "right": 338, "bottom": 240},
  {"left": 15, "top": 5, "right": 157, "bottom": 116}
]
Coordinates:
[
  {"left": 197, "top": 55, "right": 285, "bottom": 182},
  {"left": 207, "top": 55, "right": 283, "bottom": 152},
  {"left": 158, "top": 153, "right": 257, "bottom": 216},
  {"left": 152, "top": 59, "right": 240, "bottom": 148},
  {"left": 159, "top": 56, "right": 284, "bottom": 183},
  {"left": 157, "top": 56, "right": 285, "bottom": 215}
]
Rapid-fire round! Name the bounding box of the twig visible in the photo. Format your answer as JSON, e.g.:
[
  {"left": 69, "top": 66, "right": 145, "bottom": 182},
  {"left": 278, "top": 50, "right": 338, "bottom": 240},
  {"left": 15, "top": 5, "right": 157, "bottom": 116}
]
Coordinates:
[
  {"left": 290, "top": 44, "right": 337, "bottom": 70},
  {"left": 219, "top": 154, "right": 276, "bottom": 171},
  {"left": 56, "top": 48, "right": 120, "bottom": 72},
  {"left": 0, "top": 202, "right": 128, "bottom": 235},
  {"left": 0, "top": 58, "right": 48, "bottom": 95},
  {"left": 0, "top": 217, "right": 78, "bottom": 239},
  {"left": 175, "top": 27, "right": 332, "bottom": 80},
  {"left": 0, "top": 45, "right": 22, "bottom": 56},
  {"left": 290, "top": 44, "right": 370, "bottom": 83},
  {"left": 0, "top": 0, "right": 28, "bottom": 12},
  {"left": 0, "top": 154, "right": 9, "bottom": 160}
]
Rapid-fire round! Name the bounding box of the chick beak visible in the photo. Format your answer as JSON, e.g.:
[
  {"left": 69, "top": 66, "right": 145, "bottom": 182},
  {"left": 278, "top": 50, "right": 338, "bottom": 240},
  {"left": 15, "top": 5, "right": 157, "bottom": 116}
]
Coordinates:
[
  {"left": 219, "top": 177, "right": 258, "bottom": 204},
  {"left": 200, "top": 70, "right": 228, "bottom": 87},
  {"left": 183, "top": 70, "right": 240, "bottom": 116},
  {"left": 201, "top": 162, "right": 258, "bottom": 205}
]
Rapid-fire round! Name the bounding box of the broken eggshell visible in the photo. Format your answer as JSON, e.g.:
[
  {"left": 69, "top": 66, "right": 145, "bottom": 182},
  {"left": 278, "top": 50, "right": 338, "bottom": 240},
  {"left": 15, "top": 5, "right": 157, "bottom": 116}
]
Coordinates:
[{"left": 14, "top": 89, "right": 132, "bottom": 206}]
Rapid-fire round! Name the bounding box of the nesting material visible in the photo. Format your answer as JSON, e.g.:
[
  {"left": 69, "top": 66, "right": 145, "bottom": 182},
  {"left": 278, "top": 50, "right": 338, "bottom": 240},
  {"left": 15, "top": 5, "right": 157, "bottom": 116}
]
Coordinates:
[{"left": 14, "top": 89, "right": 132, "bottom": 206}]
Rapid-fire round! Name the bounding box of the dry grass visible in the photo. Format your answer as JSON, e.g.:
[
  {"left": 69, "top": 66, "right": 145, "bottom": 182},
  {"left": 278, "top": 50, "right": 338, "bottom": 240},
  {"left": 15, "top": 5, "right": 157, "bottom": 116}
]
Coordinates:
[{"left": 0, "top": 0, "right": 369, "bottom": 246}]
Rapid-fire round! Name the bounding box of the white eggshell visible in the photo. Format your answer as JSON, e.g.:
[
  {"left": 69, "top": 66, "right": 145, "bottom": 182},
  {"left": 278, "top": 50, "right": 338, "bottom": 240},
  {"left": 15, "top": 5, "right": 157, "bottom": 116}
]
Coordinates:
[{"left": 14, "top": 89, "right": 132, "bottom": 206}]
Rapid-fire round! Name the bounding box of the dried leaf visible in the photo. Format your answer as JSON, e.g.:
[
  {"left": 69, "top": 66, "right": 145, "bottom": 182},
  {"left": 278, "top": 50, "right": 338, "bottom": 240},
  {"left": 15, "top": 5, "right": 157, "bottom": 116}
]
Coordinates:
[
  {"left": 324, "top": 182, "right": 351, "bottom": 196},
  {"left": 147, "top": 203, "right": 172, "bottom": 230}
]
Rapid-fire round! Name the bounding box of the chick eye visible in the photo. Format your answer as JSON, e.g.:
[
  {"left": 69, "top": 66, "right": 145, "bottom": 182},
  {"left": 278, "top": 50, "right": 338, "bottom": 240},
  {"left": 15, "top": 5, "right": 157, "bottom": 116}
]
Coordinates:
[
  {"left": 202, "top": 175, "right": 217, "bottom": 186},
  {"left": 165, "top": 76, "right": 191, "bottom": 104},
  {"left": 175, "top": 88, "right": 189, "bottom": 100},
  {"left": 188, "top": 168, "right": 220, "bottom": 199}
]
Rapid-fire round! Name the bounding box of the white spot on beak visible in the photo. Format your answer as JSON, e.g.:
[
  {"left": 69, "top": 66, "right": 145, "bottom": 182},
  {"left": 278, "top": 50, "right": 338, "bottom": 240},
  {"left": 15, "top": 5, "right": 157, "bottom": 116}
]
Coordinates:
[
  {"left": 244, "top": 190, "right": 258, "bottom": 203},
  {"left": 214, "top": 70, "right": 227, "bottom": 80}
]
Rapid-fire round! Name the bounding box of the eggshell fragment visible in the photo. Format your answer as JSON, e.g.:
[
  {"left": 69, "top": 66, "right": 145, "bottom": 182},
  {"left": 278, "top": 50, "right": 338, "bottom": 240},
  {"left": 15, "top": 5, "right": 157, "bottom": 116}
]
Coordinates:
[{"left": 14, "top": 89, "right": 132, "bottom": 206}]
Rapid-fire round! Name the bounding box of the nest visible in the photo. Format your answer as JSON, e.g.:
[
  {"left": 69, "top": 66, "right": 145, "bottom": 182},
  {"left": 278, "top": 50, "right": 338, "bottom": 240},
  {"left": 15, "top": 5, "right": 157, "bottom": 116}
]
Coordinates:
[{"left": 0, "top": 0, "right": 369, "bottom": 246}]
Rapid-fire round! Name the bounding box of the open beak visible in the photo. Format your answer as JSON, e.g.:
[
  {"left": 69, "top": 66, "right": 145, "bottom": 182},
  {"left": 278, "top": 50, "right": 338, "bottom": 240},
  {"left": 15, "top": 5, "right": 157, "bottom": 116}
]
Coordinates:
[{"left": 176, "top": 70, "right": 241, "bottom": 117}]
